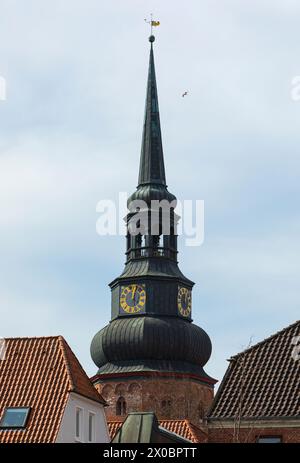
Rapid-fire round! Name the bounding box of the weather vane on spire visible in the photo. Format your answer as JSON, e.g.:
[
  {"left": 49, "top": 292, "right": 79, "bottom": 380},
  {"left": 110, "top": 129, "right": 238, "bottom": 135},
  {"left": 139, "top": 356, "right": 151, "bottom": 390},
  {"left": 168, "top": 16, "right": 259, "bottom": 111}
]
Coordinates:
[{"left": 144, "top": 14, "right": 160, "bottom": 37}]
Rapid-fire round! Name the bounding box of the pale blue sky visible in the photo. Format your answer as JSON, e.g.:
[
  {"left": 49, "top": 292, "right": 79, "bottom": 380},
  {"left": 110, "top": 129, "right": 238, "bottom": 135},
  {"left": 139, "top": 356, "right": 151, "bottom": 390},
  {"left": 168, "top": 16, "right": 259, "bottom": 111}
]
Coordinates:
[{"left": 0, "top": 0, "right": 299, "bottom": 382}]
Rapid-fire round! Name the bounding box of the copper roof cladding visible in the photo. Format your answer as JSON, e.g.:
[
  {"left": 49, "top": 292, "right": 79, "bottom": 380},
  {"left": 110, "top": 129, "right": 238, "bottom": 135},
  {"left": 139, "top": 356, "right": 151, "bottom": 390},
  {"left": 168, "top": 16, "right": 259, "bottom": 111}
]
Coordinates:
[
  {"left": 208, "top": 320, "right": 300, "bottom": 419},
  {"left": 138, "top": 39, "right": 166, "bottom": 187},
  {"left": 0, "top": 336, "right": 106, "bottom": 443},
  {"left": 108, "top": 418, "right": 207, "bottom": 443},
  {"left": 90, "top": 316, "right": 213, "bottom": 380},
  {"left": 127, "top": 37, "right": 176, "bottom": 207}
]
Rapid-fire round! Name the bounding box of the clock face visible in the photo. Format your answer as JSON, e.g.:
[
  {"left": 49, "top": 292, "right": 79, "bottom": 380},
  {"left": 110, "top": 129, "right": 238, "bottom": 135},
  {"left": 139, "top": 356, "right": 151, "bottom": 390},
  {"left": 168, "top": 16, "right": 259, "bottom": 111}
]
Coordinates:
[
  {"left": 120, "top": 284, "right": 146, "bottom": 314},
  {"left": 177, "top": 286, "right": 192, "bottom": 317}
]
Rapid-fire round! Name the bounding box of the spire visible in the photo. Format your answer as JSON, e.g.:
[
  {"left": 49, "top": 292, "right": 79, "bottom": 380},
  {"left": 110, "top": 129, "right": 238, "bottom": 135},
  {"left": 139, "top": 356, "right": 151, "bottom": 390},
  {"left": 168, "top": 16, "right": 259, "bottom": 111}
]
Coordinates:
[{"left": 138, "top": 35, "right": 166, "bottom": 186}]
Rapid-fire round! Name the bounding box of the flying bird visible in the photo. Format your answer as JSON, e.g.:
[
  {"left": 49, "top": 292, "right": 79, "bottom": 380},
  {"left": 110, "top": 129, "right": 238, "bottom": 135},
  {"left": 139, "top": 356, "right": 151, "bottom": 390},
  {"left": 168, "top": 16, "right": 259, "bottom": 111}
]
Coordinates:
[{"left": 182, "top": 91, "right": 188, "bottom": 98}]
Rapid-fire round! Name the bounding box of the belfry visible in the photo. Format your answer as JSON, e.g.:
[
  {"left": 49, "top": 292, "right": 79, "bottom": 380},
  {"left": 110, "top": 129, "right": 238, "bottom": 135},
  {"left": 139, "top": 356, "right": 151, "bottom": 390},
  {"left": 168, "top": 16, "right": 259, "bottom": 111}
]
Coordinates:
[{"left": 91, "top": 36, "right": 216, "bottom": 424}]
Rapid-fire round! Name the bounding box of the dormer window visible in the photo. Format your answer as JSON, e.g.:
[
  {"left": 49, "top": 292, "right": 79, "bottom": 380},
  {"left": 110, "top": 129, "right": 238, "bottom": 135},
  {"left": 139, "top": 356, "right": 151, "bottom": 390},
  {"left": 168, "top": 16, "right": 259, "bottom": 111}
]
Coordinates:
[{"left": 0, "top": 407, "right": 31, "bottom": 429}]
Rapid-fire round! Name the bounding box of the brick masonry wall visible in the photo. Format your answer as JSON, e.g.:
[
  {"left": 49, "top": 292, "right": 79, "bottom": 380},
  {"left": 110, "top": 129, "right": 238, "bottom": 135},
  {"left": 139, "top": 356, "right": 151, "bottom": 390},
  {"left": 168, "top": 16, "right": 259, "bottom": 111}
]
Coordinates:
[
  {"left": 207, "top": 425, "right": 300, "bottom": 443},
  {"left": 95, "top": 375, "right": 214, "bottom": 426}
]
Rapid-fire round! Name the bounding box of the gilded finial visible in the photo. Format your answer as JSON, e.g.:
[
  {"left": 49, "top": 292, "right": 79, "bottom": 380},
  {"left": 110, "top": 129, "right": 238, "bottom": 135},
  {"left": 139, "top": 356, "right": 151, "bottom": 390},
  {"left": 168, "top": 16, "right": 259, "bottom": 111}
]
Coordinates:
[{"left": 144, "top": 14, "right": 160, "bottom": 37}]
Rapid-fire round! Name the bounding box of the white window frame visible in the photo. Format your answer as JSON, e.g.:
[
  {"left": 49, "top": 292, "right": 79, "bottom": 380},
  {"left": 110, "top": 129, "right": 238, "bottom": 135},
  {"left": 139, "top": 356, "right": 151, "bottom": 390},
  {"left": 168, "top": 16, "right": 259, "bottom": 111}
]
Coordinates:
[
  {"left": 88, "top": 411, "right": 96, "bottom": 443},
  {"left": 0, "top": 407, "right": 31, "bottom": 429},
  {"left": 75, "top": 407, "right": 84, "bottom": 442}
]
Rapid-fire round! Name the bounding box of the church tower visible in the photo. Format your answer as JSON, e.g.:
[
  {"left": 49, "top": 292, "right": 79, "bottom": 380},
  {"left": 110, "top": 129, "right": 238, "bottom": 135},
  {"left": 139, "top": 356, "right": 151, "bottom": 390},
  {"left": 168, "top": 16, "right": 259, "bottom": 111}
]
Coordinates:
[{"left": 91, "top": 36, "right": 216, "bottom": 424}]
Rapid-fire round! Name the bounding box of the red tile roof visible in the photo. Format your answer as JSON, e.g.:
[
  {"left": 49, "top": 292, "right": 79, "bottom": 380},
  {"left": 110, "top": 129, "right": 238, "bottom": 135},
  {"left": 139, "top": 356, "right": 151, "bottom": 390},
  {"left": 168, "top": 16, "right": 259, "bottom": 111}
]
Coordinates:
[
  {"left": 208, "top": 320, "right": 300, "bottom": 419},
  {"left": 159, "top": 420, "right": 207, "bottom": 443},
  {"left": 108, "top": 419, "right": 207, "bottom": 443},
  {"left": 0, "top": 336, "right": 106, "bottom": 443},
  {"left": 108, "top": 420, "right": 123, "bottom": 441}
]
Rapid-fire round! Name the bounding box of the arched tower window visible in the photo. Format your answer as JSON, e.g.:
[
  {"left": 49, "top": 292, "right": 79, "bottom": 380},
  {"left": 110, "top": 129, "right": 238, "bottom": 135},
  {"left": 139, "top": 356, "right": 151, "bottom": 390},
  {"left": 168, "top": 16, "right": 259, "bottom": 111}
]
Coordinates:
[{"left": 116, "top": 397, "right": 127, "bottom": 416}]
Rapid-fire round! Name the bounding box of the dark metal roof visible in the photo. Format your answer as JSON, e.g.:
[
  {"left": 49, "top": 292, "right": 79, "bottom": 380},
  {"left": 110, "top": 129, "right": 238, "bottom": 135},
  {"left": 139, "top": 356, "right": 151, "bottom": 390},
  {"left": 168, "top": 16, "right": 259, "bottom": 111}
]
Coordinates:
[
  {"left": 92, "top": 361, "right": 214, "bottom": 383},
  {"left": 112, "top": 412, "right": 191, "bottom": 443},
  {"left": 108, "top": 417, "right": 208, "bottom": 443},
  {"left": 128, "top": 183, "right": 176, "bottom": 208},
  {"left": 128, "top": 41, "right": 175, "bottom": 207},
  {"left": 138, "top": 42, "right": 166, "bottom": 187},
  {"left": 91, "top": 316, "right": 212, "bottom": 379},
  {"left": 208, "top": 320, "right": 300, "bottom": 419},
  {"left": 113, "top": 257, "right": 194, "bottom": 284}
]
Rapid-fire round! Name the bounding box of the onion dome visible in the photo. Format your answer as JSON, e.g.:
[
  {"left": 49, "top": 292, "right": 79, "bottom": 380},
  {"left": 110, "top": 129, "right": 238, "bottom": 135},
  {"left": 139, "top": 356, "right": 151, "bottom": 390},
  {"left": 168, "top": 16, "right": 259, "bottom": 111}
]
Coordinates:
[{"left": 91, "top": 316, "right": 212, "bottom": 378}]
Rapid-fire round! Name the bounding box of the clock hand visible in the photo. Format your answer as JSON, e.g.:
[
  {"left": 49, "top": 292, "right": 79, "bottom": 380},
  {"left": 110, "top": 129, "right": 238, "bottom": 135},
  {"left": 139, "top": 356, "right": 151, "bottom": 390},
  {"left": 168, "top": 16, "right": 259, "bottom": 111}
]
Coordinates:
[{"left": 132, "top": 285, "right": 136, "bottom": 304}]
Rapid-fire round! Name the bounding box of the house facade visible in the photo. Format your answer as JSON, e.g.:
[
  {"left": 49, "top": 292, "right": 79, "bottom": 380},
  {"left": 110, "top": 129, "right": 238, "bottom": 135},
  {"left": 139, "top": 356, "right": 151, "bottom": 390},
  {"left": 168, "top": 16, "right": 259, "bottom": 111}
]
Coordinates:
[
  {"left": 206, "top": 320, "right": 300, "bottom": 443},
  {"left": 0, "top": 336, "right": 109, "bottom": 443}
]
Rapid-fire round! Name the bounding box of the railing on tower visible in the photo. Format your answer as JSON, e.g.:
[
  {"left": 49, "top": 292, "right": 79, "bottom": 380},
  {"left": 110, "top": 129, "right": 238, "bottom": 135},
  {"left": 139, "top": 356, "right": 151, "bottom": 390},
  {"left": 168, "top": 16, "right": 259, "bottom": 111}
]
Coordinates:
[{"left": 126, "top": 245, "right": 177, "bottom": 261}]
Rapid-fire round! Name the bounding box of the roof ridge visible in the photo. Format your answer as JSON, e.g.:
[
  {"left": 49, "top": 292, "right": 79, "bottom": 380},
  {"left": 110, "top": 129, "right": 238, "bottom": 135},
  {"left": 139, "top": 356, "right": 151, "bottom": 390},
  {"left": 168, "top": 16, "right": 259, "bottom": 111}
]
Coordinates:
[
  {"left": 3, "top": 335, "right": 62, "bottom": 341},
  {"left": 159, "top": 419, "right": 185, "bottom": 423},
  {"left": 58, "top": 336, "right": 106, "bottom": 405},
  {"left": 58, "top": 336, "right": 75, "bottom": 391},
  {"left": 230, "top": 319, "right": 300, "bottom": 360}
]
